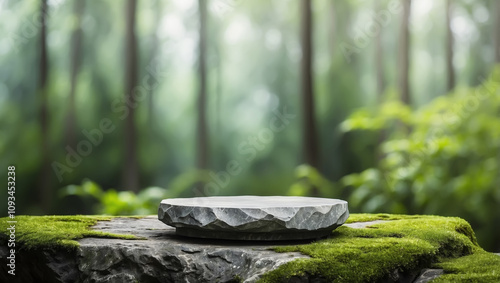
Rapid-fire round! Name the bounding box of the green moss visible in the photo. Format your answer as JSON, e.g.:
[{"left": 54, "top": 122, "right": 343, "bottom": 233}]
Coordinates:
[
  {"left": 259, "top": 214, "right": 498, "bottom": 283},
  {"left": 3, "top": 214, "right": 498, "bottom": 282},
  {"left": 0, "top": 215, "right": 142, "bottom": 251},
  {"left": 433, "top": 251, "right": 500, "bottom": 282}
]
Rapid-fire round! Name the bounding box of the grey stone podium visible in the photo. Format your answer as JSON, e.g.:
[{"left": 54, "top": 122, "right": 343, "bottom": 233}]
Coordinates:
[{"left": 158, "top": 196, "right": 349, "bottom": 240}]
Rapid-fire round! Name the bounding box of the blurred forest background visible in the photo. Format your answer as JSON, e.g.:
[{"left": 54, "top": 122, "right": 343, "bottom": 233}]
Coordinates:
[{"left": 1, "top": 0, "right": 500, "bottom": 251}]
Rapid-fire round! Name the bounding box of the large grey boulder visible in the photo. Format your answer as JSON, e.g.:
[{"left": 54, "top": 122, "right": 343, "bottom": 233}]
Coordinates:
[
  {"left": 77, "top": 217, "right": 309, "bottom": 283},
  {"left": 1, "top": 216, "right": 476, "bottom": 283},
  {"left": 0, "top": 216, "right": 309, "bottom": 283},
  {"left": 158, "top": 196, "right": 349, "bottom": 240}
]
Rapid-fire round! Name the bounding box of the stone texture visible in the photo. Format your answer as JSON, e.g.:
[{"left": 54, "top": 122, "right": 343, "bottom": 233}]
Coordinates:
[
  {"left": 0, "top": 216, "right": 309, "bottom": 283},
  {"left": 158, "top": 196, "right": 349, "bottom": 240},
  {"left": 344, "top": 220, "right": 387, "bottom": 229},
  {"left": 0, "top": 217, "right": 471, "bottom": 283},
  {"left": 413, "top": 269, "right": 444, "bottom": 283}
]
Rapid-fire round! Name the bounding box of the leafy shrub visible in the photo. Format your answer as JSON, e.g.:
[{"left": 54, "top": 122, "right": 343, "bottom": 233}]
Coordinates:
[
  {"left": 287, "top": 164, "right": 339, "bottom": 197},
  {"left": 60, "top": 180, "right": 167, "bottom": 215},
  {"left": 60, "top": 170, "right": 211, "bottom": 215},
  {"left": 339, "top": 68, "right": 500, "bottom": 251}
]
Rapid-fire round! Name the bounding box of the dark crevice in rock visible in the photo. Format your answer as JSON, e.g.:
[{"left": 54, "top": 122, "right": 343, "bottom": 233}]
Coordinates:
[{"left": 0, "top": 246, "right": 78, "bottom": 283}]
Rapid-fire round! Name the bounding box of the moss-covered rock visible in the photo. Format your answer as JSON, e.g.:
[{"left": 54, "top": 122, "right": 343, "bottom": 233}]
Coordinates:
[
  {"left": 434, "top": 251, "right": 500, "bottom": 282},
  {"left": 259, "top": 214, "right": 498, "bottom": 282},
  {"left": 0, "top": 215, "right": 141, "bottom": 251},
  {"left": 0, "top": 214, "right": 498, "bottom": 282}
]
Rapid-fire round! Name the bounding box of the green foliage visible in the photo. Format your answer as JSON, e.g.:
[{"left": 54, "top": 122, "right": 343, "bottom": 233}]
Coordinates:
[
  {"left": 61, "top": 170, "right": 212, "bottom": 215},
  {"left": 287, "top": 165, "right": 338, "bottom": 197},
  {"left": 259, "top": 215, "right": 493, "bottom": 283},
  {"left": 61, "top": 180, "right": 165, "bottom": 215},
  {"left": 0, "top": 215, "right": 140, "bottom": 251},
  {"left": 339, "top": 70, "right": 500, "bottom": 251}
]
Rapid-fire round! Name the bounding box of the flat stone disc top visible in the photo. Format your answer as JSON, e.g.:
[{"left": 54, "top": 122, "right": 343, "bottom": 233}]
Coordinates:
[{"left": 158, "top": 196, "right": 349, "bottom": 241}]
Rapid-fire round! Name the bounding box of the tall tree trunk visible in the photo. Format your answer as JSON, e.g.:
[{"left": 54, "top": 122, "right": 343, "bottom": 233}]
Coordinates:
[
  {"left": 148, "top": 0, "right": 162, "bottom": 133},
  {"left": 445, "top": 0, "right": 455, "bottom": 92},
  {"left": 214, "top": 16, "right": 223, "bottom": 168},
  {"left": 375, "top": 1, "right": 385, "bottom": 99},
  {"left": 66, "top": 0, "right": 85, "bottom": 149},
  {"left": 398, "top": 0, "right": 411, "bottom": 105},
  {"left": 495, "top": 0, "right": 500, "bottom": 63},
  {"left": 39, "top": 0, "right": 51, "bottom": 212},
  {"left": 300, "top": 0, "right": 318, "bottom": 168},
  {"left": 494, "top": 0, "right": 500, "bottom": 254},
  {"left": 196, "top": 0, "right": 209, "bottom": 171},
  {"left": 301, "top": 0, "right": 319, "bottom": 175},
  {"left": 375, "top": 0, "right": 386, "bottom": 161},
  {"left": 123, "top": 0, "right": 139, "bottom": 192}
]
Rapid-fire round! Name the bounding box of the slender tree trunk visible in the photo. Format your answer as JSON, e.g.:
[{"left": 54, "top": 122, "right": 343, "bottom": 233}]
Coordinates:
[
  {"left": 39, "top": 0, "right": 51, "bottom": 212},
  {"left": 375, "top": 0, "right": 386, "bottom": 161},
  {"left": 327, "top": 1, "right": 336, "bottom": 105},
  {"left": 123, "top": 0, "right": 139, "bottom": 192},
  {"left": 375, "top": 1, "right": 385, "bottom": 99},
  {"left": 495, "top": 0, "right": 500, "bottom": 63},
  {"left": 398, "top": 0, "right": 411, "bottom": 105},
  {"left": 301, "top": 0, "right": 319, "bottom": 172},
  {"left": 196, "top": 0, "right": 209, "bottom": 171},
  {"left": 148, "top": 0, "right": 162, "bottom": 132},
  {"left": 445, "top": 0, "right": 455, "bottom": 92},
  {"left": 214, "top": 18, "right": 223, "bottom": 168},
  {"left": 495, "top": 0, "right": 500, "bottom": 254},
  {"left": 66, "top": 0, "right": 85, "bottom": 149}
]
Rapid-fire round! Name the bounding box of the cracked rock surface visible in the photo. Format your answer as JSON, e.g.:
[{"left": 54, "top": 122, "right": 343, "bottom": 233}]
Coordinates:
[
  {"left": 158, "top": 196, "right": 349, "bottom": 240},
  {"left": 1, "top": 216, "right": 459, "bottom": 283},
  {"left": 55, "top": 216, "right": 310, "bottom": 283}
]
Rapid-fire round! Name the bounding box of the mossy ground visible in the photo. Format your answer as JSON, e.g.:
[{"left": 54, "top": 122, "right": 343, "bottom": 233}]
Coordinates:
[
  {"left": 259, "top": 214, "right": 500, "bottom": 283},
  {"left": 0, "top": 215, "right": 142, "bottom": 251},
  {"left": 434, "top": 250, "right": 500, "bottom": 282},
  {"left": 1, "top": 214, "right": 498, "bottom": 281}
]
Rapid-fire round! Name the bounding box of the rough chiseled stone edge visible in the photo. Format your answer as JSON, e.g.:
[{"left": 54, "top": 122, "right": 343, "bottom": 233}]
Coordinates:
[
  {"left": 158, "top": 200, "right": 349, "bottom": 240},
  {"left": 158, "top": 201, "right": 348, "bottom": 231}
]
